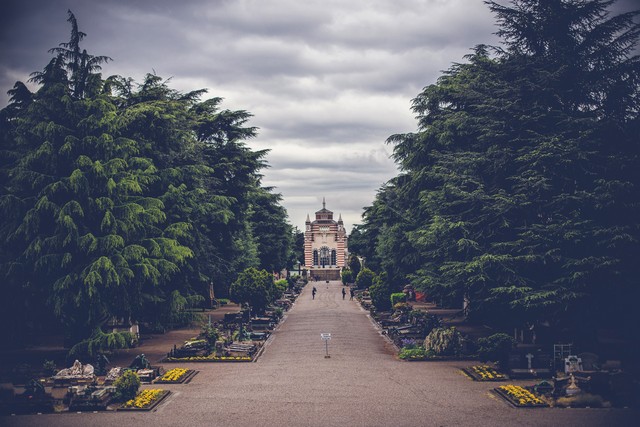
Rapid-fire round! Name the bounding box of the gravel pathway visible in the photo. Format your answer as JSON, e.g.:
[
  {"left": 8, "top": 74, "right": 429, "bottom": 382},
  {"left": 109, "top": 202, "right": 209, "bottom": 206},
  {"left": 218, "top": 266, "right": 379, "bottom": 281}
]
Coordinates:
[{"left": 3, "top": 281, "right": 637, "bottom": 426}]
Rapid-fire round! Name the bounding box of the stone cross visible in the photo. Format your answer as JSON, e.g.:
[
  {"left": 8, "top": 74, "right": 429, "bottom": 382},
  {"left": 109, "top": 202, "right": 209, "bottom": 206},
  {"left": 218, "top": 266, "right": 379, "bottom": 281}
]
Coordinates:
[{"left": 526, "top": 353, "right": 534, "bottom": 369}]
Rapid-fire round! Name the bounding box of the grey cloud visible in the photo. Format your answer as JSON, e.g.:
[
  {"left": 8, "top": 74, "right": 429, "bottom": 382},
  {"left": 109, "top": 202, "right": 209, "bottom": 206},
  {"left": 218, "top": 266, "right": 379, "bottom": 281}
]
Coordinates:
[{"left": 1, "top": 0, "right": 506, "bottom": 232}]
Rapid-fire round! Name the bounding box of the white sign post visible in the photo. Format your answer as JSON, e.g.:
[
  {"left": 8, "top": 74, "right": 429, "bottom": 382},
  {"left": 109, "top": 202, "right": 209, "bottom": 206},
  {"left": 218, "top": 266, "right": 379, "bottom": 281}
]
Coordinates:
[{"left": 321, "top": 333, "right": 331, "bottom": 358}]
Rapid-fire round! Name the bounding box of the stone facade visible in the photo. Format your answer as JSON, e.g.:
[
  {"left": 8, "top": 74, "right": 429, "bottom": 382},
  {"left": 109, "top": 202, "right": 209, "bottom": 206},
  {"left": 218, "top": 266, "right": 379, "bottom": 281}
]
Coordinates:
[{"left": 304, "top": 199, "right": 348, "bottom": 280}]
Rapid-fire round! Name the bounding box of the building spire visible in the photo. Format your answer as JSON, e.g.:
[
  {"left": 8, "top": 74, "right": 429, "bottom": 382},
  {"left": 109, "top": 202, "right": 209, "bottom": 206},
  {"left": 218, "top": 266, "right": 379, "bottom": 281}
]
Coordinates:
[
  {"left": 306, "top": 214, "right": 310, "bottom": 223},
  {"left": 322, "top": 197, "right": 326, "bottom": 209}
]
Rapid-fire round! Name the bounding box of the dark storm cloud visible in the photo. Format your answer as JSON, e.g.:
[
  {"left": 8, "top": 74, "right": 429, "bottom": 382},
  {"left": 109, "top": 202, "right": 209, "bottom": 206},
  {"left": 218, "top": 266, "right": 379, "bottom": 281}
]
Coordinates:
[{"left": 0, "top": 0, "right": 544, "bottom": 230}]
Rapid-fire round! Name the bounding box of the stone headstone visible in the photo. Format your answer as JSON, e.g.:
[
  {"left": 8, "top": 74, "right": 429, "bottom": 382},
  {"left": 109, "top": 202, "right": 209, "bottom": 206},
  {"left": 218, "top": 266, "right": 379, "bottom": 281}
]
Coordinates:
[
  {"left": 105, "top": 367, "right": 123, "bottom": 384},
  {"left": 525, "top": 353, "right": 534, "bottom": 369},
  {"left": 564, "top": 355, "right": 583, "bottom": 374}
]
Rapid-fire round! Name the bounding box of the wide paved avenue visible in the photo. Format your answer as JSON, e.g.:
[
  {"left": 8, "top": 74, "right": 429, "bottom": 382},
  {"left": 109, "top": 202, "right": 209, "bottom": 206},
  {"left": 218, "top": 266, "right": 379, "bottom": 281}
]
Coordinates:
[{"left": 4, "top": 281, "right": 636, "bottom": 426}]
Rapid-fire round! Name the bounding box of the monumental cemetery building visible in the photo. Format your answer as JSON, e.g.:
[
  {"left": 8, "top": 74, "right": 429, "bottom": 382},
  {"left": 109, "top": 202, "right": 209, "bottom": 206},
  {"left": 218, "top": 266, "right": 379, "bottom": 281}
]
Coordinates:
[{"left": 304, "top": 199, "right": 348, "bottom": 281}]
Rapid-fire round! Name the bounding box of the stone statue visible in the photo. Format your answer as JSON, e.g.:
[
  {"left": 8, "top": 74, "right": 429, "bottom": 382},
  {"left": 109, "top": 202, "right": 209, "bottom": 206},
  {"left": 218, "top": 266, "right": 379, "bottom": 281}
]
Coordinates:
[
  {"left": 565, "top": 374, "right": 582, "bottom": 396},
  {"left": 105, "top": 367, "right": 123, "bottom": 383},
  {"left": 53, "top": 360, "right": 95, "bottom": 379},
  {"left": 130, "top": 354, "right": 150, "bottom": 370},
  {"left": 94, "top": 353, "right": 109, "bottom": 376}
]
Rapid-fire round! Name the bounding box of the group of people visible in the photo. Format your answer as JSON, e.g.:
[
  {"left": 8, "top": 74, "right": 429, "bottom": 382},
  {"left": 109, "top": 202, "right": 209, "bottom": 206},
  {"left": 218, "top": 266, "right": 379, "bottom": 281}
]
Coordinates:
[{"left": 311, "top": 285, "right": 354, "bottom": 300}]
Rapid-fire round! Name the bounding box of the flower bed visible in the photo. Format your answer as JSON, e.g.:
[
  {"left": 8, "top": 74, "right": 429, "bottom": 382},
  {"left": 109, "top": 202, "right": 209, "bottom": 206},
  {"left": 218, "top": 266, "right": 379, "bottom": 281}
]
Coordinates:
[
  {"left": 398, "top": 347, "right": 431, "bottom": 361},
  {"left": 495, "top": 385, "right": 548, "bottom": 407},
  {"left": 163, "top": 354, "right": 252, "bottom": 363},
  {"left": 119, "top": 389, "right": 170, "bottom": 411},
  {"left": 463, "top": 365, "right": 507, "bottom": 381},
  {"left": 154, "top": 368, "right": 197, "bottom": 384},
  {"left": 398, "top": 347, "right": 476, "bottom": 361}
]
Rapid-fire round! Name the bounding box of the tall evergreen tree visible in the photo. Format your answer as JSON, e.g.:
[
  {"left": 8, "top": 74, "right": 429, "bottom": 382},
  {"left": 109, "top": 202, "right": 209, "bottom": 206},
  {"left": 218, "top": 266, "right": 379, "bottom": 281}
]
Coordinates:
[
  {"left": 0, "top": 11, "right": 294, "bottom": 346},
  {"left": 361, "top": 0, "right": 639, "bottom": 346}
]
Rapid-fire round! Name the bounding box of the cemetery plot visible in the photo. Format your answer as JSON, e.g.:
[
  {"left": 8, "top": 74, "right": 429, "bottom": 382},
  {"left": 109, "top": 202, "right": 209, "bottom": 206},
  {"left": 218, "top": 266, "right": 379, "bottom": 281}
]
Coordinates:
[
  {"left": 164, "top": 287, "right": 301, "bottom": 363},
  {"left": 0, "top": 379, "right": 57, "bottom": 415},
  {"left": 153, "top": 368, "right": 198, "bottom": 384},
  {"left": 66, "top": 384, "right": 115, "bottom": 411},
  {"left": 50, "top": 359, "right": 96, "bottom": 386},
  {"left": 127, "top": 354, "right": 163, "bottom": 383},
  {"left": 164, "top": 354, "right": 253, "bottom": 362},
  {"left": 118, "top": 389, "right": 170, "bottom": 411},
  {"left": 494, "top": 385, "right": 549, "bottom": 408},
  {"left": 506, "top": 351, "right": 552, "bottom": 379},
  {"left": 0, "top": 284, "right": 305, "bottom": 415},
  {"left": 462, "top": 365, "right": 507, "bottom": 381}
]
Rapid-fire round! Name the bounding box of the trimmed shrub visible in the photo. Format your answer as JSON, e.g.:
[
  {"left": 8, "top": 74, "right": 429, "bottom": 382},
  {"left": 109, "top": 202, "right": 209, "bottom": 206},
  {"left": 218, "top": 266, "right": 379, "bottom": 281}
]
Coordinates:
[
  {"left": 370, "top": 273, "right": 391, "bottom": 311},
  {"left": 341, "top": 268, "right": 353, "bottom": 285},
  {"left": 355, "top": 268, "right": 375, "bottom": 289},
  {"left": 114, "top": 370, "right": 141, "bottom": 402},
  {"left": 424, "top": 327, "right": 464, "bottom": 356},
  {"left": 275, "top": 279, "right": 288, "bottom": 294}
]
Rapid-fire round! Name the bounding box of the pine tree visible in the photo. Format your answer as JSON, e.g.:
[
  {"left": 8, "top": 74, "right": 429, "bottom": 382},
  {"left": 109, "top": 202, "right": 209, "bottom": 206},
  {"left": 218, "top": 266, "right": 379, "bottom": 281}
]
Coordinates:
[
  {"left": 0, "top": 12, "right": 294, "bottom": 346},
  {"left": 363, "top": 0, "right": 640, "bottom": 345}
]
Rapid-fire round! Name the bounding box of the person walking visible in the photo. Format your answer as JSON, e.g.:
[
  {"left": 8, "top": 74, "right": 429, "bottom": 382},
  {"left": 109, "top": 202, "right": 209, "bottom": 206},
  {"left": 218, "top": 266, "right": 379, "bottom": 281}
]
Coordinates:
[
  {"left": 349, "top": 287, "right": 355, "bottom": 300},
  {"left": 342, "top": 287, "right": 346, "bottom": 300},
  {"left": 312, "top": 286, "right": 317, "bottom": 300}
]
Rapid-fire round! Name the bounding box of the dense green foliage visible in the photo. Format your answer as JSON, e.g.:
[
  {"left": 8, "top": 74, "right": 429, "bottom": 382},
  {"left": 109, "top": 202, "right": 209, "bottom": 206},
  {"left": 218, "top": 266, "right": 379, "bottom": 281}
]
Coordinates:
[
  {"left": 369, "top": 272, "right": 392, "bottom": 310},
  {"left": 68, "top": 327, "right": 136, "bottom": 360},
  {"left": 398, "top": 347, "right": 432, "bottom": 360},
  {"left": 477, "top": 333, "right": 516, "bottom": 367},
  {"left": 200, "top": 323, "right": 220, "bottom": 345},
  {"left": 229, "top": 267, "right": 277, "bottom": 313},
  {"left": 350, "top": 0, "right": 640, "bottom": 346},
  {"left": 424, "top": 327, "right": 464, "bottom": 356},
  {"left": 390, "top": 292, "right": 406, "bottom": 307},
  {"left": 348, "top": 254, "right": 361, "bottom": 278},
  {"left": 113, "top": 370, "right": 141, "bottom": 401},
  {"left": 0, "top": 12, "right": 293, "bottom": 347},
  {"left": 340, "top": 268, "right": 353, "bottom": 285},
  {"left": 355, "top": 267, "right": 375, "bottom": 289}
]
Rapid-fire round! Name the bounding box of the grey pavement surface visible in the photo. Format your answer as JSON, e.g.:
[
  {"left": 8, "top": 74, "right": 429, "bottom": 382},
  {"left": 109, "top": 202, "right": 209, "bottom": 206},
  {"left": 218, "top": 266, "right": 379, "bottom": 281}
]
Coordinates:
[{"left": 3, "top": 280, "right": 637, "bottom": 426}]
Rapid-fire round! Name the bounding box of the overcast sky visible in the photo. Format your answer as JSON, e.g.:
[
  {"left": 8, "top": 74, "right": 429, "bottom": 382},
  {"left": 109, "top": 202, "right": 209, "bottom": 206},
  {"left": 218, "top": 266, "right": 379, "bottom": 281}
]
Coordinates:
[{"left": 1, "top": 0, "right": 636, "bottom": 233}]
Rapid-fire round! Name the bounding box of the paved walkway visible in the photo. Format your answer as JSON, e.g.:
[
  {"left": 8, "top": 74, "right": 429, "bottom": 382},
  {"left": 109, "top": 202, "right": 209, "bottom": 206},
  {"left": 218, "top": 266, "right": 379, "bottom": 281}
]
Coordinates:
[{"left": 4, "top": 281, "right": 637, "bottom": 426}]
